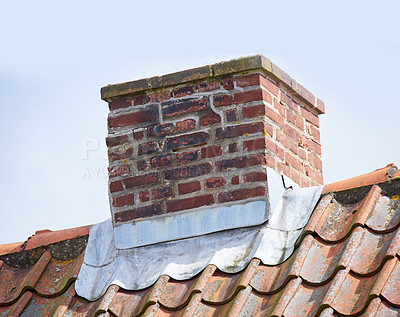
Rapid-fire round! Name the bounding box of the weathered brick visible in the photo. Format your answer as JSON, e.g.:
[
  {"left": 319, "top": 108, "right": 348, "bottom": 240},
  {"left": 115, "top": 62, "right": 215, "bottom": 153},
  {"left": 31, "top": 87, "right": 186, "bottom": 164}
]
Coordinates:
[
  {"left": 112, "top": 193, "right": 134, "bottom": 207},
  {"left": 261, "top": 78, "right": 279, "bottom": 96},
  {"left": 137, "top": 160, "right": 147, "bottom": 171},
  {"left": 124, "top": 172, "right": 159, "bottom": 188},
  {"left": 205, "top": 177, "right": 226, "bottom": 189},
  {"left": 290, "top": 170, "right": 301, "bottom": 185},
  {"left": 109, "top": 99, "right": 131, "bottom": 111},
  {"left": 201, "top": 145, "right": 222, "bottom": 159},
  {"left": 162, "top": 98, "right": 208, "bottom": 118},
  {"left": 242, "top": 104, "right": 283, "bottom": 126},
  {"left": 287, "top": 137, "right": 299, "bottom": 155},
  {"left": 110, "top": 180, "right": 123, "bottom": 193},
  {"left": 133, "top": 94, "right": 147, "bottom": 106},
  {"left": 276, "top": 132, "right": 288, "bottom": 148},
  {"left": 297, "top": 84, "right": 316, "bottom": 107},
  {"left": 152, "top": 186, "right": 173, "bottom": 200},
  {"left": 231, "top": 176, "right": 239, "bottom": 185},
  {"left": 139, "top": 191, "right": 150, "bottom": 202},
  {"left": 234, "top": 89, "right": 264, "bottom": 104},
  {"left": 309, "top": 125, "right": 320, "bottom": 141},
  {"left": 176, "top": 150, "right": 198, "bottom": 164},
  {"left": 303, "top": 137, "right": 322, "bottom": 155},
  {"left": 173, "top": 86, "right": 196, "bottom": 98},
  {"left": 147, "top": 123, "right": 173, "bottom": 137},
  {"left": 300, "top": 107, "right": 319, "bottom": 127},
  {"left": 115, "top": 204, "right": 162, "bottom": 222},
  {"left": 150, "top": 155, "right": 172, "bottom": 168},
  {"left": 243, "top": 138, "right": 283, "bottom": 159},
  {"left": 216, "top": 154, "right": 265, "bottom": 171},
  {"left": 226, "top": 109, "right": 237, "bottom": 122},
  {"left": 213, "top": 95, "right": 233, "bottom": 107},
  {"left": 244, "top": 172, "right": 267, "bottom": 182},
  {"left": 106, "top": 134, "right": 129, "bottom": 147},
  {"left": 218, "top": 187, "right": 265, "bottom": 203},
  {"left": 298, "top": 147, "right": 307, "bottom": 160},
  {"left": 174, "top": 119, "right": 196, "bottom": 132},
  {"left": 277, "top": 162, "right": 290, "bottom": 178},
  {"left": 216, "top": 122, "right": 269, "bottom": 139},
  {"left": 133, "top": 129, "right": 144, "bottom": 140},
  {"left": 164, "top": 132, "right": 209, "bottom": 151},
  {"left": 167, "top": 195, "right": 214, "bottom": 213},
  {"left": 229, "top": 143, "right": 238, "bottom": 153},
  {"left": 165, "top": 163, "right": 212, "bottom": 180},
  {"left": 236, "top": 74, "right": 262, "bottom": 87},
  {"left": 200, "top": 113, "right": 221, "bottom": 126},
  {"left": 222, "top": 77, "right": 234, "bottom": 90},
  {"left": 178, "top": 181, "right": 201, "bottom": 195},
  {"left": 148, "top": 91, "right": 171, "bottom": 103},
  {"left": 108, "top": 147, "right": 133, "bottom": 162},
  {"left": 285, "top": 152, "right": 303, "bottom": 172},
  {"left": 283, "top": 125, "right": 300, "bottom": 142},
  {"left": 301, "top": 177, "right": 311, "bottom": 188},
  {"left": 197, "top": 82, "right": 220, "bottom": 92},
  {"left": 109, "top": 165, "right": 130, "bottom": 178},
  {"left": 108, "top": 108, "right": 157, "bottom": 128},
  {"left": 138, "top": 142, "right": 159, "bottom": 156},
  {"left": 309, "top": 154, "right": 323, "bottom": 171}
]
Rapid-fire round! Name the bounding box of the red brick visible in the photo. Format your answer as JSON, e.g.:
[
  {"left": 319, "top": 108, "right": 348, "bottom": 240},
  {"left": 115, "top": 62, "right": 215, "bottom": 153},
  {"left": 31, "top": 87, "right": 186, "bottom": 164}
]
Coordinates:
[
  {"left": 197, "top": 82, "right": 220, "bottom": 92},
  {"left": 300, "top": 107, "right": 319, "bottom": 127},
  {"left": 215, "top": 122, "right": 269, "bottom": 140},
  {"left": 283, "top": 125, "right": 300, "bottom": 142},
  {"left": 231, "top": 176, "right": 239, "bottom": 185},
  {"left": 316, "top": 98, "right": 325, "bottom": 114},
  {"left": 303, "top": 137, "right": 322, "bottom": 155},
  {"left": 112, "top": 193, "right": 134, "bottom": 207},
  {"left": 109, "top": 165, "right": 130, "bottom": 178},
  {"left": 274, "top": 99, "right": 286, "bottom": 117},
  {"left": 133, "top": 129, "right": 144, "bottom": 140},
  {"left": 109, "top": 99, "right": 131, "bottom": 111},
  {"left": 162, "top": 98, "right": 208, "bottom": 118},
  {"left": 176, "top": 150, "right": 198, "bottom": 164},
  {"left": 139, "top": 191, "right": 150, "bottom": 202},
  {"left": 265, "top": 154, "right": 276, "bottom": 168},
  {"left": 110, "top": 180, "right": 123, "bottom": 193},
  {"left": 298, "top": 147, "right": 307, "bottom": 160},
  {"left": 244, "top": 172, "right": 267, "bottom": 183},
  {"left": 290, "top": 170, "right": 301, "bottom": 185},
  {"left": 280, "top": 92, "right": 294, "bottom": 109},
  {"left": 295, "top": 116, "right": 304, "bottom": 131},
  {"left": 165, "top": 163, "right": 212, "bottom": 180},
  {"left": 300, "top": 177, "right": 311, "bottom": 188},
  {"left": 115, "top": 204, "right": 162, "bottom": 222},
  {"left": 218, "top": 187, "right": 265, "bottom": 203},
  {"left": 222, "top": 77, "right": 234, "bottom": 90},
  {"left": 133, "top": 94, "right": 147, "bottom": 106},
  {"left": 213, "top": 95, "right": 233, "bottom": 107},
  {"left": 297, "top": 84, "right": 316, "bottom": 107},
  {"left": 173, "top": 86, "right": 196, "bottom": 98},
  {"left": 147, "top": 123, "right": 173, "bottom": 137},
  {"left": 229, "top": 143, "right": 238, "bottom": 153},
  {"left": 309, "top": 154, "right": 323, "bottom": 171},
  {"left": 201, "top": 145, "right": 222, "bottom": 159},
  {"left": 167, "top": 195, "right": 214, "bottom": 213},
  {"left": 226, "top": 109, "right": 237, "bottom": 122},
  {"left": 242, "top": 104, "right": 283, "bottom": 126},
  {"left": 123, "top": 172, "right": 159, "bottom": 188},
  {"left": 236, "top": 74, "right": 262, "bottom": 87},
  {"left": 106, "top": 134, "right": 129, "bottom": 147},
  {"left": 216, "top": 154, "right": 265, "bottom": 171},
  {"left": 164, "top": 132, "right": 209, "bottom": 151},
  {"left": 148, "top": 91, "right": 171, "bottom": 103},
  {"left": 152, "top": 186, "right": 173, "bottom": 200},
  {"left": 108, "top": 147, "right": 133, "bottom": 162},
  {"left": 138, "top": 142, "right": 159, "bottom": 156},
  {"left": 174, "top": 119, "right": 196, "bottom": 132},
  {"left": 276, "top": 133, "right": 288, "bottom": 148},
  {"left": 137, "top": 160, "right": 147, "bottom": 171},
  {"left": 205, "top": 177, "right": 226, "bottom": 189},
  {"left": 150, "top": 155, "right": 172, "bottom": 168},
  {"left": 309, "top": 125, "right": 320, "bottom": 141},
  {"left": 234, "top": 89, "right": 265, "bottom": 104},
  {"left": 287, "top": 137, "right": 299, "bottom": 155},
  {"left": 178, "top": 181, "right": 201, "bottom": 195},
  {"left": 285, "top": 152, "right": 303, "bottom": 172},
  {"left": 277, "top": 162, "right": 290, "bottom": 178},
  {"left": 108, "top": 109, "right": 157, "bottom": 128},
  {"left": 261, "top": 78, "right": 279, "bottom": 96},
  {"left": 200, "top": 113, "right": 221, "bottom": 126}
]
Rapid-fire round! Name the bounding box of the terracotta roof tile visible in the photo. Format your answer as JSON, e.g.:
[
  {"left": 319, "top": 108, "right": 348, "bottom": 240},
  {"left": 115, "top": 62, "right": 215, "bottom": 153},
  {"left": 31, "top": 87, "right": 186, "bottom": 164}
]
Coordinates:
[{"left": 1, "top": 165, "right": 400, "bottom": 315}]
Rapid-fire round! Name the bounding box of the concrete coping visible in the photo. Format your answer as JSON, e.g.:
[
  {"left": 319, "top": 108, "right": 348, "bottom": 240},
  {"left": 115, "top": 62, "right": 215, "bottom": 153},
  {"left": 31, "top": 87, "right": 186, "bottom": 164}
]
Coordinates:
[{"left": 100, "top": 54, "right": 325, "bottom": 114}]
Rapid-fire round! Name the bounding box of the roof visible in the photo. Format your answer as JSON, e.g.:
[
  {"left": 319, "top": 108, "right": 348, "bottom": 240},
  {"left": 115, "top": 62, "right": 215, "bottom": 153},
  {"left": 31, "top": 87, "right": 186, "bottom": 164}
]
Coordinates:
[
  {"left": 0, "top": 165, "right": 399, "bottom": 316},
  {"left": 100, "top": 54, "right": 325, "bottom": 115}
]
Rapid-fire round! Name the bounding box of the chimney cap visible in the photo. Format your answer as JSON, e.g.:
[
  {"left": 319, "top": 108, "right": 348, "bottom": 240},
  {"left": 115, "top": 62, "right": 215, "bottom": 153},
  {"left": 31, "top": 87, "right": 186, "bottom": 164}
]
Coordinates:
[{"left": 101, "top": 54, "right": 325, "bottom": 114}]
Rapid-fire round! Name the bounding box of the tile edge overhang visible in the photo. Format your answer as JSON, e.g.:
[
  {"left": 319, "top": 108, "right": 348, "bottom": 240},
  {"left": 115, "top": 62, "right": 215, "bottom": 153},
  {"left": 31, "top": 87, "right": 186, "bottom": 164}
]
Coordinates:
[{"left": 100, "top": 55, "right": 325, "bottom": 114}]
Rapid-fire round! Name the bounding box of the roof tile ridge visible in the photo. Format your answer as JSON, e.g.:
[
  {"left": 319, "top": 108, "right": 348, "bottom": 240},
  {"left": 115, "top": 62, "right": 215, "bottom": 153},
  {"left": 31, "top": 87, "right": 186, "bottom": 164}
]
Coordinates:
[
  {"left": 322, "top": 164, "right": 398, "bottom": 194},
  {"left": 354, "top": 185, "right": 382, "bottom": 225},
  {"left": 6, "top": 290, "right": 33, "bottom": 316}
]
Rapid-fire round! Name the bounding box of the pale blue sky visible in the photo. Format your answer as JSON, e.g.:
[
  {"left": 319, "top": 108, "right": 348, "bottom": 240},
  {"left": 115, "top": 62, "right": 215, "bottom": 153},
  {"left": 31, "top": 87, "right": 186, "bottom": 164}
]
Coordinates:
[{"left": 1, "top": 1, "right": 399, "bottom": 244}]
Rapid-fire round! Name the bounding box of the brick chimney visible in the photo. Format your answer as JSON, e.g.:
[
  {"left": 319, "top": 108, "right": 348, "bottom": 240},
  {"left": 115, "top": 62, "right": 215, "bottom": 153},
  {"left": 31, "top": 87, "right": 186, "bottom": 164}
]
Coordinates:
[{"left": 101, "top": 55, "right": 324, "bottom": 248}]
